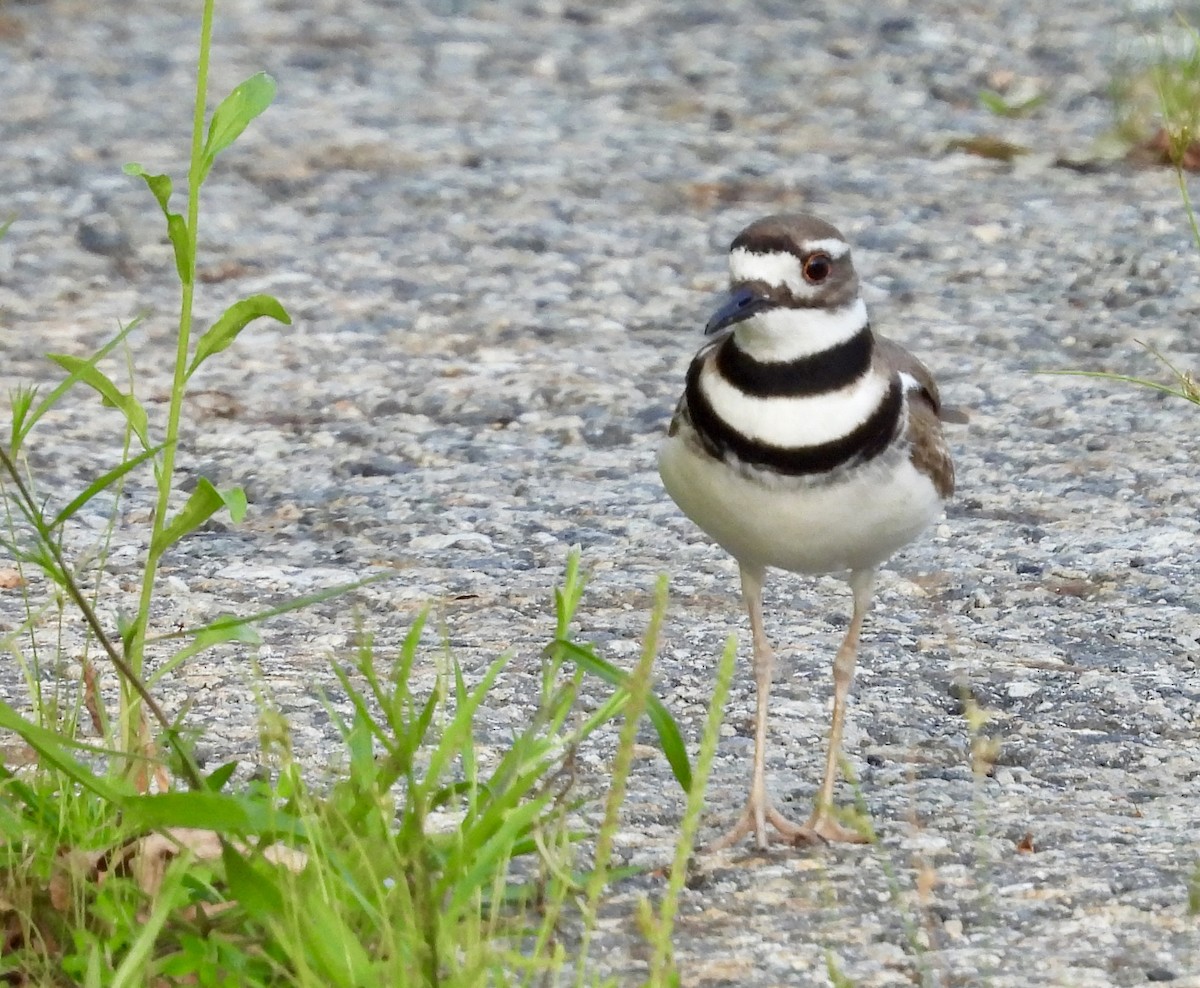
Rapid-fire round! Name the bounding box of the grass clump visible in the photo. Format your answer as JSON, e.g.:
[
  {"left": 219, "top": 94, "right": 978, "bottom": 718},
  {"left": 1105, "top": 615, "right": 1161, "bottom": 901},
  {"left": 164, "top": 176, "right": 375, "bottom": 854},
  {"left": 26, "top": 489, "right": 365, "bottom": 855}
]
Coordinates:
[
  {"left": 1113, "top": 23, "right": 1200, "bottom": 176},
  {"left": 0, "top": 0, "right": 729, "bottom": 982},
  {"left": 0, "top": 550, "right": 705, "bottom": 985},
  {"left": 1056, "top": 21, "right": 1200, "bottom": 408}
]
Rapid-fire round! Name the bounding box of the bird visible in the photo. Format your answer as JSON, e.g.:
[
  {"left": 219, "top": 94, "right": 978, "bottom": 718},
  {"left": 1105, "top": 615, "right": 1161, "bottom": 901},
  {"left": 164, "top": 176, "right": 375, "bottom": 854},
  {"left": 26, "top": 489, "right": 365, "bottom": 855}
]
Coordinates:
[{"left": 658, "top": 213, "right": 955, "bottom": 850}]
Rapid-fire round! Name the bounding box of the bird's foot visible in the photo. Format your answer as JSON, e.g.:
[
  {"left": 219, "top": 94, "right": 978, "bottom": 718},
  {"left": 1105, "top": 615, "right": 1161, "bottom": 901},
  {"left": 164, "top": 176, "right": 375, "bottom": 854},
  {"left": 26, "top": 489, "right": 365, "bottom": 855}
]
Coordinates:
[
  {"left": 706, "top": 800, "right": 871, "bottom": 852},
  {"left": 705, "top": 798, "right": 817, "bottom": 851},
  {"left": 788, "top": 808, "right": 872, "bottom": 846}
]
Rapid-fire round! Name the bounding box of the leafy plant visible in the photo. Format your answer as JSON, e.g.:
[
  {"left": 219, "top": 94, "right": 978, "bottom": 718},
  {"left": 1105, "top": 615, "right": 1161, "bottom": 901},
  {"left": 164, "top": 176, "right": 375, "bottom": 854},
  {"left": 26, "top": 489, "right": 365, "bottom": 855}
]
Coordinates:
[{"left": 2, "top": 0, "right": 290, "bottom": 785}]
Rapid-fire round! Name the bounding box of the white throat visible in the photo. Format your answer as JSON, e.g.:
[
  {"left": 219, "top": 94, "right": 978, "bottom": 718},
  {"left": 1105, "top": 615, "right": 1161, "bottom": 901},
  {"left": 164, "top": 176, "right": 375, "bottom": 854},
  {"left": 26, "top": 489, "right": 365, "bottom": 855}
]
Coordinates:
[{"left": 732, "top": 297, "right": 868, "bottom": 363}]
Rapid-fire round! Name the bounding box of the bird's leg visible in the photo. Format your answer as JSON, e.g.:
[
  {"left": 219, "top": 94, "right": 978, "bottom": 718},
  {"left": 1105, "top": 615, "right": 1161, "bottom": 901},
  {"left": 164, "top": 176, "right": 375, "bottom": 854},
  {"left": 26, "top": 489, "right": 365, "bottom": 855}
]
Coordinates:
[
  {"left": 797, "top": 567, "right": 877, "bottom": 844},
  {"left": 708, "top": 565, "right": 811, "bottom": 851}
]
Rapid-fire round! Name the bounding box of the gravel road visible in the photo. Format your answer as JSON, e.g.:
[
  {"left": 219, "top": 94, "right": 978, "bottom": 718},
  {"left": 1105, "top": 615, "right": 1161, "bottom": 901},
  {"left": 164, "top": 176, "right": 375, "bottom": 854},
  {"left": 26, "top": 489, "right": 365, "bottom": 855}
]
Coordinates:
[{"left": 1, "top": 1, "right": 1198, "bottom": 984}]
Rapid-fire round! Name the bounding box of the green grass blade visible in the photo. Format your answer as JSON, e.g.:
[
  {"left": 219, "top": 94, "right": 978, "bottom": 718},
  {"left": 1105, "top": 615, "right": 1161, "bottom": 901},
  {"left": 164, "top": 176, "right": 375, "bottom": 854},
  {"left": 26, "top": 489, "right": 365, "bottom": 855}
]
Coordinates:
[
  {"left": 646, "top": 634, "right": 737, "bottom": 983},
  {"left": 1043, "top": 368, "right": 1196, "bottom": 400},
  {"left": 145, "top": 573, "right": 394, "bottom": 646},
  {"left": 49, "top": 443, "right": 166, "bottom": 530},
  {"left": 0, "top": 766, "right": 60, "bottom": 833},
  {"left": 444, "top": 795, "right": 552, "bottom": 919},
  {"left": 422, "top": 652, "right": 509, "bottom": 791},
  {"left": 111, "top": 853, "right": 191, "bottom": 988},
  {"left": 10, "top": 317, "right": 142, "bottom": 455},
  {"left": 146, "top": 619, "right": 263, "bottom": 687},
  {"left": 551, "top": 638, "right": 692, "bottom": 793},
  {"left": 575, "top": 574, "right": 667, "bottom": 988},
  {"left": 46, "top": 352, "right": 151, "bottom": 449},
  {"left": 297, "top": 887, "right": 376, "bottom": 986},
  {"left": 0, "top": 700, "right": 128, "bottom": 803}
]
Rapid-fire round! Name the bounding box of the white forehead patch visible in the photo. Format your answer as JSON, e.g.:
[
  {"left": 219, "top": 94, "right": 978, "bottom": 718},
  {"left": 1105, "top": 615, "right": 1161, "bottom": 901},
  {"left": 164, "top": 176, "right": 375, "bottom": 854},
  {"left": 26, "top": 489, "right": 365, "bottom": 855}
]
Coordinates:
[{"left": 798, "top": 237, "right": 850, "bottom": 259}]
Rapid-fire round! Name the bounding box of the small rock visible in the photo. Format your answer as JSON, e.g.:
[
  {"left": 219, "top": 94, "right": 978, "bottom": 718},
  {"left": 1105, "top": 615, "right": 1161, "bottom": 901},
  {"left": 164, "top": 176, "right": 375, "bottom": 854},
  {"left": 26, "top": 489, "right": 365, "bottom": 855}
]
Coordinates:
[
  {"left": 1006, "top": 681, "right": 1040, "bottom": 699},
  {"left": 409, "top": 532, "right": 494, "bottom": 552},
  {"left": 341, "top": 456, "right": 411, "bottom": 478},
  {"left": 76, "top": 212, "right": 130, "bottom": 257}
]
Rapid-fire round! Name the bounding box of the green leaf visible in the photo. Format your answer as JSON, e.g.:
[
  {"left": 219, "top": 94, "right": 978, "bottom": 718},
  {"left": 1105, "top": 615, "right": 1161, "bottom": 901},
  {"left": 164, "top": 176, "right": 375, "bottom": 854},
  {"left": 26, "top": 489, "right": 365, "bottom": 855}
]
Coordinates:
[
  {"left": 205, "top": 760, "right": 240, "bottom": 793},
  {"left": 299, "top": 889, "right": 375, "bottom": 985},
  {"left": 49, "top": 444, "right": 165, "bottom": 530},
  {"left": 46, "top": 353, "right": 150, "bottom": 449},
  {"left": 123, "top": 164, "right": 173, "bottom": 214},
  {"left": 199, "top": 72, "right": 276, "bottom": 184},
  {"left": 124, "top": 164, "right": 192, "bottom": 284},
  {"left": 187, "top": 294, "right": 291, "bottom": 379},
  {"left": 124, "top": 790, "right": 305, "bottom": 837},
  {"left": 552, "top": 638, "right": 693, "bottom": 793},
  {"left": 153, "top": 479, "right": 247, "bottom": 555},
  {"left": 166, "top": 212, "right": 192, "bottom": 285},
  {"left": 222, "top": 843, "right": 285, "bottom": 919}
]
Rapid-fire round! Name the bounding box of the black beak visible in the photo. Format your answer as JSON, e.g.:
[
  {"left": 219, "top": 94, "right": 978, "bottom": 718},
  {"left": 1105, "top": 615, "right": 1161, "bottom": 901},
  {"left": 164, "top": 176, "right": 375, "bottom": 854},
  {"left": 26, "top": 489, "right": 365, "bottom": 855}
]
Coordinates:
[{"left": 704, "top": 285, "right": 773, "bottom": 336}]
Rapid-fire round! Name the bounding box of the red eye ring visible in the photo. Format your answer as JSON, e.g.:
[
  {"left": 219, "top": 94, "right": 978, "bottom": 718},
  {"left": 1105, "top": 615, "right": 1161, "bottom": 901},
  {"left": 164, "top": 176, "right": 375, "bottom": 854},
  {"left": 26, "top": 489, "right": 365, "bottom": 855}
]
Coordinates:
[{"left": 803, "top": 252, "right": 832, "bottom": 284}]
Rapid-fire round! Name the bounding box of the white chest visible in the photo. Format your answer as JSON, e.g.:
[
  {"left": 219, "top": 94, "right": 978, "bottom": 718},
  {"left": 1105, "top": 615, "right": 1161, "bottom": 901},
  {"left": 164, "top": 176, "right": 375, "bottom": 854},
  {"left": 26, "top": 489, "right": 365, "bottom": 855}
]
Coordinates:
[{"left": 658, "top": 432, "right": 942, "bottom": 575}]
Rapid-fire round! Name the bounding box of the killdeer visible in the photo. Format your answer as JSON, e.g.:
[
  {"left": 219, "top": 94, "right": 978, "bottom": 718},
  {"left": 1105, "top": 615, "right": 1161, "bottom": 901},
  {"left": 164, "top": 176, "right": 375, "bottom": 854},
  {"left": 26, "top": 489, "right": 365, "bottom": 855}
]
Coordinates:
[{"left": 658, "top": 213, "right": 955, "bottom": 850}]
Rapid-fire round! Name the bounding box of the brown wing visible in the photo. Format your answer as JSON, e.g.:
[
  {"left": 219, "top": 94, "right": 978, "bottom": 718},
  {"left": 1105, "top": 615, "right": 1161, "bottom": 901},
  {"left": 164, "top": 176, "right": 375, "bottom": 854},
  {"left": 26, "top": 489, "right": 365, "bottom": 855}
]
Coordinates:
[
  {"left": 876, "top": 336, "right": 956, "bottom": 498},
  {"left": 876, "top": 336, "right": 968, "bottom": 424},
  {"left": 666, "top": 391, "right": 688, "bottom": 437}
]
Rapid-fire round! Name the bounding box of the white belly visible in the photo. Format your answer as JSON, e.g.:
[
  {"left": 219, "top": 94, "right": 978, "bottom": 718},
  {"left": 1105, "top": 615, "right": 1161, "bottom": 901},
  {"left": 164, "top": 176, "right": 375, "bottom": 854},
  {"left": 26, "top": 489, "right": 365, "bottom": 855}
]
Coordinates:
[{"left": 658, "top": 434, "right": 942, "bottom": 575}]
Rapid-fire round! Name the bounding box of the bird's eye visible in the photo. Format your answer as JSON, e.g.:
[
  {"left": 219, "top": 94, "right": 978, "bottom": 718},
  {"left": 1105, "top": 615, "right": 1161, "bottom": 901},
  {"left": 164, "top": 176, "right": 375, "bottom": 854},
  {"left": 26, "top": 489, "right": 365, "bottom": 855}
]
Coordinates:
[{"left": 803, "top": 252, "right": 832, "bottom": 284}]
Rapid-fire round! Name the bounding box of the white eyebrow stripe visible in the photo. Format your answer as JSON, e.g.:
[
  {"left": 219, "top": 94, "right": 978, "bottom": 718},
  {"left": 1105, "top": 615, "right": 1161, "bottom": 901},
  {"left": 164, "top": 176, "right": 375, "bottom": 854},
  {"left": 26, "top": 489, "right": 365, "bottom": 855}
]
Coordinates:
[
  {"left": 798, "top": 237, "right": 850, "bottom": 258},
  {"left": 728, "top": 248, "right": 803, "bottom": 292}
]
